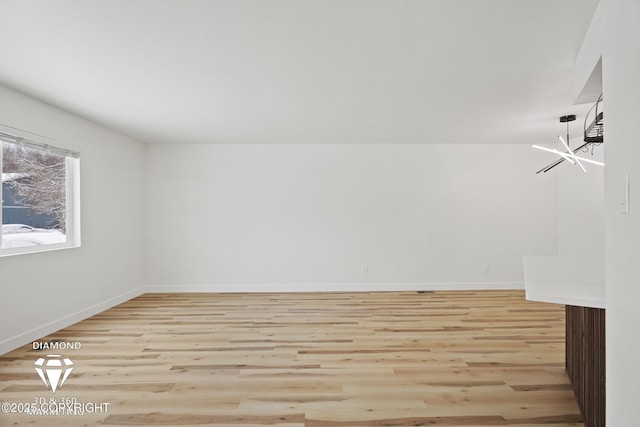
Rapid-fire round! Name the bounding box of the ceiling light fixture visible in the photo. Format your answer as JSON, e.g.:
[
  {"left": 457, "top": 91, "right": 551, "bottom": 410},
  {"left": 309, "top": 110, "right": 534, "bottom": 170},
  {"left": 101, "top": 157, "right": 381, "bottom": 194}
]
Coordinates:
[{"left": 533, "top": 113, "right": 604, "bottom": 174}]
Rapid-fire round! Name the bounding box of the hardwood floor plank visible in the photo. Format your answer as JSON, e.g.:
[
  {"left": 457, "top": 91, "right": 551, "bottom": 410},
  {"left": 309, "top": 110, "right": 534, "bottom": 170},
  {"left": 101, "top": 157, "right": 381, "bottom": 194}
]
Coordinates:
[{"left": 102, "top": 412, "right": 306, "bottom": 425}]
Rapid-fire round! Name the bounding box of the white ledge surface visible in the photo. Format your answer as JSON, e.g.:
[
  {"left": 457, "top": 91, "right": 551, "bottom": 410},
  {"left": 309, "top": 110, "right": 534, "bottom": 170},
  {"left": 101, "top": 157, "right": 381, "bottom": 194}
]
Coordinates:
[{"left": 522, "top": 255, "right": 605, "bottom": 309}]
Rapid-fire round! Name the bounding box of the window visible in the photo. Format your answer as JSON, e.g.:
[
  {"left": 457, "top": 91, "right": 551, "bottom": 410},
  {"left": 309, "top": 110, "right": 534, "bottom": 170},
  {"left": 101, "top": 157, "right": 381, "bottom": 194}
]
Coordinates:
[{"left": 1, "top": 128, "right": 80, "bottom": 255}]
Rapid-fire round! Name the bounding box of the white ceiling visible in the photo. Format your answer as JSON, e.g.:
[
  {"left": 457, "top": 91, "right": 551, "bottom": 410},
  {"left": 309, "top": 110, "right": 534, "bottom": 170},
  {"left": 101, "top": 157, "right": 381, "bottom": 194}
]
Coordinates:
[{"left": 0, "top": 0, "right": 598, "bottom": 145}]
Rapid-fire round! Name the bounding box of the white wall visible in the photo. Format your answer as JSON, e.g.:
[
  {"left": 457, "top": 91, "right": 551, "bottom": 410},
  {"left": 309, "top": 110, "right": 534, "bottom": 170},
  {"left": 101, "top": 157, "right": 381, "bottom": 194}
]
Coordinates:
[
  {"left": 0, "top": 84, "right": 146, "bottom": 354},
  {"left": 599, "top": 0, "right": 640, "bottom": 423},
  {"left": 146, "top": 143, "right": 558, "bottom": 292},
  {"left": 575, "top": 0, "right": 640, "bottom": 423}
]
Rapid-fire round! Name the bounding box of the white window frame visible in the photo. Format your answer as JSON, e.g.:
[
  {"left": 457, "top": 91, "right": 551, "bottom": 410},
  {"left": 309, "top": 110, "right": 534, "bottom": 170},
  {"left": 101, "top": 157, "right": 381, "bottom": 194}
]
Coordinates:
[{"left": 0, "top": 125, "right": 81, "bottom": 257}]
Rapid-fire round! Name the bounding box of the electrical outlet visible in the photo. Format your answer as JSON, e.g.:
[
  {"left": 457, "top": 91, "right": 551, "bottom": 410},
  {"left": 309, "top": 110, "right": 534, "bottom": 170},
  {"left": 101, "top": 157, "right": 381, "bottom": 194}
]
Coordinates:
[
  {"left": 482, "top": 264, "right": 489, "bottom": 273},
  {"left": 361, "top": 264, "right": 369, "bottom": 275}
]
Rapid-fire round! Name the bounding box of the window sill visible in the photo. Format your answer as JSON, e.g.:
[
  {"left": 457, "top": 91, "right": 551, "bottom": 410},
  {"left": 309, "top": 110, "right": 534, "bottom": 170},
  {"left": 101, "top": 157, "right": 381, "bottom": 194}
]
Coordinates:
[{"left": 0, "top": 242, "right": 81, "bottom": 258}]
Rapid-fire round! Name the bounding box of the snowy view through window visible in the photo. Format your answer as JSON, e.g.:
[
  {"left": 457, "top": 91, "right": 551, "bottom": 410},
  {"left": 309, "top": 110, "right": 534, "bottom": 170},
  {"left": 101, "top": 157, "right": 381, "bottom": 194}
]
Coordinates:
[{"left": 1, "top": 140, "right": 67, "bottom": 249}]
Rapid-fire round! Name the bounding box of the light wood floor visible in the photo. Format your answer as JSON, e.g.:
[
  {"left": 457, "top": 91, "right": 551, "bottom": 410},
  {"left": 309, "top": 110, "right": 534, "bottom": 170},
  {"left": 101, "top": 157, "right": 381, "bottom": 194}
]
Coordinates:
[{"left": 0, "top": 290, "right": 583, "bottom": 426}]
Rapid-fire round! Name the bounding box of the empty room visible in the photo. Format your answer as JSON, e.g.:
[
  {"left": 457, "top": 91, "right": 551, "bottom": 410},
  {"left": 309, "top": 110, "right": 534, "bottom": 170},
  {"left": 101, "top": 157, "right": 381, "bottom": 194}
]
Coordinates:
[{"left": 1, "top": 1, "right": 639, "bottom": 426}]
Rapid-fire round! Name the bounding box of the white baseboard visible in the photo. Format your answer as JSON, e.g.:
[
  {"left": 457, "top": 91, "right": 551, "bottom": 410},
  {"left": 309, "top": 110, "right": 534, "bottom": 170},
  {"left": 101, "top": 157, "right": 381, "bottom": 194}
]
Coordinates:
[
  {"left": 0, "top": 287, "right": 145, "bottom": 356},
  {"left": 145, "top": 282, "right": 524, "bottom": 293}
]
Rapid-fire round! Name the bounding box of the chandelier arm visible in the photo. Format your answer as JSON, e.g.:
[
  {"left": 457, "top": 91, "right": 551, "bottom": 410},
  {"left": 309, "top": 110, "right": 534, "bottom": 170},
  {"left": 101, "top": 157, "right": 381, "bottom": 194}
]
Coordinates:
[{"left": 535, "top": 141, "right": 592, "bottom": 174}]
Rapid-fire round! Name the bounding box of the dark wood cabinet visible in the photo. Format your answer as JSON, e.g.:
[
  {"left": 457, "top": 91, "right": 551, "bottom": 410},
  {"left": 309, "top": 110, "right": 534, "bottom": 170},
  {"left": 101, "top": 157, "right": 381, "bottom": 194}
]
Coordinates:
[{"left": 566, "top": 305, "right": 606, "bottom": 427}]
